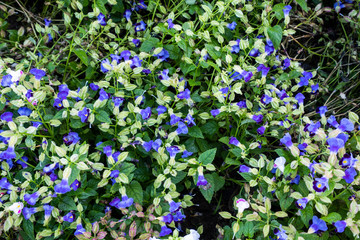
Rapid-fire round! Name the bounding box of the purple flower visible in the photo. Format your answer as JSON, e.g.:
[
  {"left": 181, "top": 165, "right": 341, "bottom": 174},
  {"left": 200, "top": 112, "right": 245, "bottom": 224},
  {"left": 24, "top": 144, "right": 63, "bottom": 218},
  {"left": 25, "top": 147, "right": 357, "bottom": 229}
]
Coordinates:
[
  {"left": 110, "top": 54, "right": 122, "bottom": 64},
  {"left": 120, "top": 50, "right": 131, "bottom": 61},
  {"left": 54, "top": 179, "right": 71, "bottom": 194},
  {"left": 0, "top": 177, "right": 12, "bottom": 190},
  {"left": 237, "top": 101, "right": 247, "bottom": 108},
  {"left": 70, "top": 179, "right": 81, "bottom": 191},
  {"left": 249, "top": 48, "right": 260, "bottom": 57},
  {"left": 298, "top": 71, "right": 313, "bottom": 87},
  {"left": 211, "top": 109, "right": 220, "bottom": 117},
  {"left": 78, "top": 108, "right": 90, "bottom": 123},
  {"left": 24, "top": 192, "right": 40, "bottom": 205},
  {"left": 309, "top": 216, "right": 328, "bottom": 233},
  {"left": 340, "top": 153, "right": 357, "bottom": 168},
  {"left": 124, "top": 9, "right": 131, "bottom": 21},
  {"left": 159, "top": 69, "right": 170, "bottom": 80},
  {"left": 130, "top": 56, "right": 142, "bottom": 68},
  {"left": 338, "top": 118, "right": 354, "bottom": 132},
  {"left": 152, "top": 139, "right": 162, "bottom": 152},
  {"left": 99, "top": 88, "right": 110, "bottom": 101},
  {"left": 132, "top": 39, "right": 140, "bottom": 47},
  {"left": 327, "top": 115, "right": 339, "bottom": 128},
  {"left": 1, "top": 112, "right": 13, "bottom": 122},
  {"left": 295, "top": 93, "right": 305, "bottom": 105},
  {"left": 327, "top": 138, "right": 344, "bottom": 154},
  {"left": 138, "top": 0, "right": 147, "bottom": 9},
  {"left": 63, "top": 212, "right": 74, "bottom": 222},
  {"left": 53, "top": 98, "right": 63, "bottom": 109},
  {"left": 157, "top": 105, "right": 167, "bottom": 114},
  {"left": 112, "top": 97, "right": 124, "bottom": 107},
  {"left": 283, "top": 5, "right": 292, "bottom": 16},
  {"left": 184, "top": 114, "right": 196, "bottom": 127},
  {"left": 63, "top": 132, "right": 80, "bottom": 145},
  {"left": 176, "top": 121, "right": 188, "bottom": 134},
  {"left": 334, "top": 1, "right": 345, "bottom": 10},
  {"left": 169, "top": 201, "right": 181, "bottom": 213},
  {"left": 274, "top": 225, "right": 288, "bottom": 240},
  {"left": 283, "top": 58, "right": 291, "bottom": 70},
  {"left": 167, "top": 19, "right": 174, "bottom": 29},
  {"left": 280, "top": 133, "right": 293, "bottom": 148},
  {"left": 227, "top": 21, "right": 237, "bottom": 30},
  {"left": 257, "top": 64, "right": 270, "bottom": 77},
  {"left": 167, "top": 146, "right": 180, "bottom": 158},
  {"left": 242, "top": 71, "right": 253, "bottom": 82},
  {"left": 44, "top": 18, "right": 51, "bottom": 27},
  {"left": 43, "top": 204, "right": 54, "bottom": 219},
  {"left": 229, "top": 137, "right": 240, "bottom": 147},
  {"left": 260, "top": 94, "right": 272, "bottom": 105},
  {"left": 162, "top": 213, "right": 173, "bottom": 224},
  {"left": 23, "top": 207, "right": 37, "bottom": 220},
  {"left": 239, "top": 165, "right": 250, "bottom": 173},
  {"left": 30, "top": 68, "right": 46, "bottom": 80},
  {"left": 74, "top": 224, "right": 86, "bottom": 235},
  {"left": 177, "top": 89, "right": 191, "bottom": 99},
  {"left": 344, "top": 168, "right": 357, "bottom": 183},
  {"left": 97, "top": 13, "right": 106, "bottom": 26},
  {"left": 313, "top": 177, "right": 329, "bottom": 192},
  {"left": 135, "top": 21, "right": 146, "bottom": 32},
  {"left": 173, "top": 210, "right": 186, "bottom": 222},
  {"left": 291, "top": 175, "right": 300, "bottom": 184},
  {"left": 159, "top": 225, "right": 172, "bottom": 237},
  {"left": 154, "top": 49, "right": 170, "bottom": 62},
  {"left": 140, "top": 107, "right": 152, "bottom": 120},
  {"left": 1, "top": 74, "right": 13, "bottom": 87},
  {"left": 230, "top": 39, "right": 240, "bottom": 53},
  {"left": 296, "top": 198, "right": 308, "bottom": 209},
  {"left": 311, "top": 84, "right": 319, "bottom": 93},
  {"left": 181, "top": 150, "right": 193, "bottom": 158},
  {"left": 334, "top": 220, "right": 346, "bottom": 233},
  {"left": 252, "top": 114, "right": 263, "bottom": 123},
  {"left": 257, "top": 126, "right": 266, "bottom": 135},
  {"left": 16, "top": 156, "right": 28, "bottom": 169},
  {"left": 0, "top": 146, "right": 16, "bottom": 160},
  {"left": 143, "top": 141, "right": 153, "bottom": 152},
  {"left": 100, "top": 59, "right": 112, "bottom": 73},
  {"left": 18, "top": 107, "right": 32, "bottom": 116},
  {"left": 317, "top": 106, "right": 328, "bottom": 117},
  {"left": 197, "top": 174, "right": 208, "bottom": 186},
  {"left": 170, "top": 114, "right": 181, "bottom": 125},
  {"left": 103, "top": 146, "right": 112, "bottom": 157},
  {"left": 110, "top": 195, "right": 133, "bottom": 208}
]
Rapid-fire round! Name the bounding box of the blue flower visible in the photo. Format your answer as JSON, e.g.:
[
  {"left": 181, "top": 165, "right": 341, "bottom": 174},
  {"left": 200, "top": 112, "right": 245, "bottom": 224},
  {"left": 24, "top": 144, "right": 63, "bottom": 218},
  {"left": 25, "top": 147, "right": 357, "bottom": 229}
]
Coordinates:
[
  {"left": 334, "top": 220, "right": 346, "bottom": 233},
  {"left": 252, "top": 114, "right": 263, "bottom": 123},
  {"left": 103, "top": 146, "right": 112, "bottom": 157},
  {"left": 280, "top": 133, "right": 293, "bottom": 148},
  {"left": 283, "top": 5, "right": 292, "bottom": 16},
  {"left": 159, "top": 69, "right": 170, "bottom": 80},
  {"left": 239, "top": 165, "right": 250, "bottom": 173},
  {"left": 23, "top": 207, "right": 37, "bottom": 220},
  {"left": 157, "top": 105, "right": 167, "bottom": 114},
  {"left": 313, "top": 177, "right": 329, "bottom": 192},
  {"left": 43, "top": 205, "right": 54, "bottom": 219},
  {"left": 257, "top": 126, "right": 266, "bottom": 135},
  {"left": 169, "top": 201, "right": 181, "bottom": 213},
  {"left": 0, "top": 177, "right": 13, "bottom": 190},
  {"left": 74, "top": 224, "right": 86, "bottom": 235},
  {"left": 167, "top": 19, "right": 174, "bottom": 29},
  {"left": 197, "top": 174, "right": 208, "bottom": 186},
  {"left": 159, "top": 225, "right": 172, "bottom": 237},
  {"left": 167, "top": 146, "right": 180, "bottom": 158},
  {"left": 295, "top": 93, "right": 305, "bottom": 105},
  {"left": 298, "top": 71, "right": 312, "bottom": 87},
  {"left": 230, "top": 39, "right": 240, "bottom": 53},
  {"left": 17, "top": 107, "right": 32, "bottom": 116},
  {"left": 162, "top": 213, "right": 173, "bottom": 224},
  {"left": 317, "top": 106, "right": 328, "bottom": 117},
  {"left": 0, "top": 146, "right": 16, "bottom": 160},
  {"left": 257, "top": 64, "right": 270, "bottom": 77},
  {"left": 78, "top": 108, "right": 90, "bottom": 123},
  {"left": 260, "top": 94, "right": 272, "bottom": 105},
  {"left": 44, "top": 18, "right": 51, "bottom": 27},
  {"left": 1, "top": 112, "right": 13, "bottom": 122},
  {"left": 181, "top": 150, "right": 193, "bottom": 158},
  {"left": 134, "top": 21, "right": 146, "bottom": 32},
  {"left": 177, "top": 89, "right": 190, "bottom": 99},
  {"left": 100, "top": 59, "right": 112, "bottom": 73},
  {"left": 185, "top": 114, "right": 196, "bottom": 126},
  {"left": 112, "top": 97, "right": 124, "bottom": 107},
  {"left": 16, "top": 156, "right": 28, "bottom": 169},
  {"left": 63, "top": 132, "right": 80, "bottom": 145},
  {"left": 24, "top": 192, "right": 40, "bottom": 205},
  {"left": 130, "top": 56, "right": 142, "bottom": 68},
  {"left": 237, "top": 101, "right": 247, "bottom": 108},
  {"left": 170, "top": 114, "right": 181, "bottom": 125},
  {"left": 227, "top": 21, "right": 237, "bottom": 30},
  {"left": 99, "top": 88, "right": 110, "bottom": 101},
  {"left": 311, "top": 84, "right": 319, "bottom": 93},
  {"left": 173, "top": 210, "right": 186, "bottom": 222},
  {"left": 70, "top": 179, "right": 81, "bottom": 191},
  {"left": 63, "top": 212, "right": 75, "bottom": 222},
  {"left": 249, "top": 48, "right": 260, "bottom": 57},
  {"left": 124, "top": 9, "right": 132, "bottom": 21},
  {"left": 30, "top": 68, "right": 46, "bottom": 80},
  {"left": 334, "top": 1, "right": 345, "bottom": 10},
  {"left": 344, "top": 168, "right": 357, "bottom": 183},
  {"left": 132, "top": 39, "right": 140, "bottom": 47},
  {"left": 296, "top": 197, "right": 308, "bottom": 209},
  {"left": 54, "top": 179, "right": 71, "bottom": 194},
  {"left": 154, "top": 49, "right": 170, "bottom": 62},
  {"left": 338, "top": 118, "right": 354, "bottom": 132},
  {"left": 97, "top": 13, "right": 106, "bottom": 26},
  {"left": 152, "top": 139, "right": 162, "bottom": 152},
  {"left": 143, "top": 141, "right": 153, "bottom": 152},
  {"left": 274, "top": 225, "right": 288, "bottom": 240},
  {"left": 1, "top": 74, "right": 13, "bottom": 87},
  {"left": 340, "top": 153, "right": 357, "bottom": 168},
  {"left": 229, "top": 137, "right": 240, "bottom": 147},
  {"left": 140, "top": 107, "right": 152, "bottom": 120},
  {"left": 283, "top": 58, "right": 291, "bottom": 70},
  {"left": 137, "top": 0, "right": 147, "bottom": 10},
  {"left": 210, "top": 109, "right": 219, "bottom": 117},
  {"left": 327, "top": 138, "right": 344, "bottom": 154},
  {"left": 309, "top": 216, "right": 327, "bottom": 233},
  {"left": 121, "top": 50, "right": 131, "bottom": 60}
]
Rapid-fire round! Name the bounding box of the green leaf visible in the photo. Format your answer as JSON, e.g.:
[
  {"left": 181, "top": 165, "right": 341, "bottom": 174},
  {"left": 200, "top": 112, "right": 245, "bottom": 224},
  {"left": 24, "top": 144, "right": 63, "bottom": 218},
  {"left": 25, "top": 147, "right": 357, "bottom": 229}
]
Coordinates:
[
  {"left": 272, "top": 3, "right": 286, "bottom": 20},
  {"left": 140, "top": 37, "right": 160, "bottom": 52},
  {"left": 126, "top": 181, "right": 143, "bottom": 204},
  {"left": 58, "top": 196, "right": 77, "bottom": 211},
  {"left": 267, "top": 25, "right": 283, "bottom": 50},
  {"left": 73, "top": 49, "right": 88, "bottom": 66},
  {"left": 200, "top": 120, "right": 218, "bottom": 135},
  {"left": 68, "top": 164, "right": 80, "bottom": 185},
  {"left": 301, "top": 205, "right": 313, "bottom": 227},
  {"left": 96, "top": 110, "right": 111, "bottom": 123},
  {"left": 180, "top": 62, "right": 196, "bottom": 76},
  {"left": 211, "top": 172, "right": 225, "bottom": 192},
  {"left": 198, "top": 148, "right": 216, "bottom": 165},
  {"left": 20, "top": 220, "right": 35, "bottom": 240},
  {"left": 205, "top": 44, "right": 221, "bottom": 60},
  {"left": 95, "top": 0, "right": 108, "bottom": 14},
  {"left": 171, "top": 171, "right": 187, "bottom": 184},
  {"left": 78, "top": 188, "right": 98, "bottom": 199},
  {"left": 295, "top": 0, "right": 308, "bottom": 12},
  {"left": 164, "top": 45, "right": 181, "bottom": 60},
  {"left": 199, "top": 174, "right": 215, "bottom": 203},
  {"left": 188, "top": 126, "right": 204, "bottom": 139},
  {"left": 70, "top": 119, "right": 86, "bottom": 129},
  {"left": 186, "top": 0, "right": 196, "bottom": 5},
  {"left": 321, "top": 212, "right": 342, "bottom": 223}
]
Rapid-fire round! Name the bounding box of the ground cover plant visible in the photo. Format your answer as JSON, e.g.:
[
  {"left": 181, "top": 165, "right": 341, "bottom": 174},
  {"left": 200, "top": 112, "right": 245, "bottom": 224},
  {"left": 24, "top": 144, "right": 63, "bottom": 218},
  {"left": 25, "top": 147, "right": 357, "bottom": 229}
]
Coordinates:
[{"left": 0, "top": 0, "right": 360, "bottom": 239}]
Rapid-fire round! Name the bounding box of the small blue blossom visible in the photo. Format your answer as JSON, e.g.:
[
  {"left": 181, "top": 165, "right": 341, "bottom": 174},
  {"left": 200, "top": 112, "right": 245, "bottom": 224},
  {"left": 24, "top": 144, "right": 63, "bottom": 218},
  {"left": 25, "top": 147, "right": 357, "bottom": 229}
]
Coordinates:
[
  {"left": 54, "top": 179, "right": 71, "bottom": 194},
  {"left": 63, "top": 212, "right": 75, "bottom": 222},
  {"left": 140, "top": 107, "right": 152, "bottom": 120},
  {"left": 154, "top": 49, "right": 170, "bottom": 62},
  {"left": 30, "top": 68, "right": 46, "bottom": 80},
  {"left": 227, "top": 21, "right": 237, "bottom": 30},
  {"left": 97, "top": 13, "right": 106, "bottom": 26},
  {"left": 23, "top": 207, "right": 37, "bottom": 220},
  {"left": 334, "top": 220, "right": 346, "bottom": 233},
  {"left": 134, "top": 21, "right": 147, "bottom": 32},
  {"left": 309, "top": 216, "right": 327, "bottom": 233},
  {"left": 24, "top": 192, "right": 40, "bottom": 205},
  {"left": 343, "top": 168, "right": 357, "bottom": 183}
]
